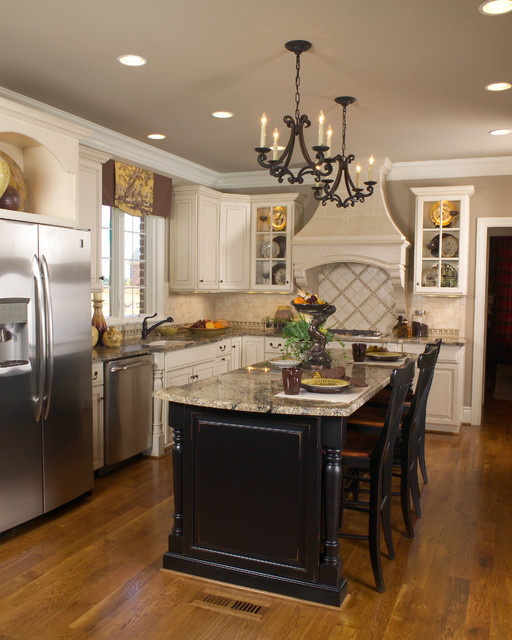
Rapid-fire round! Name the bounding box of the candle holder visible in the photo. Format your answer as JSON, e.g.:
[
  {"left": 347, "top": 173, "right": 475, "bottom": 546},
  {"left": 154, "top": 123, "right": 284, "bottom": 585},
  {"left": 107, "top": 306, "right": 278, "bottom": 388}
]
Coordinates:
[{"left": 292, "top": 302, "right": 336, "bottom": 369}]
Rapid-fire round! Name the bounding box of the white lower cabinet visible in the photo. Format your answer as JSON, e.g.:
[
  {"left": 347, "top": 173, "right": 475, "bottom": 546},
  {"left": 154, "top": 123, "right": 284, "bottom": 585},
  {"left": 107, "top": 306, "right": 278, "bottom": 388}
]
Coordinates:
[
  {"left": 264, "top": 336, "right": 285, "bottom": 361},
  {"left": 242, "top": 336, "right": 265, "bottom": 366},
  {"left": 403, "top": 343, "right": 465, "bottom": 433},
  {"left": 91, "top": 363, "right": 104, "bottom": 471}
]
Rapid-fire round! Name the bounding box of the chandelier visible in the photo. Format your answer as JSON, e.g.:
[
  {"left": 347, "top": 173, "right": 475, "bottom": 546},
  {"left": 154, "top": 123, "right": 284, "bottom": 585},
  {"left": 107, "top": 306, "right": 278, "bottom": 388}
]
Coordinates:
[{"left": 254, "top": 40, "right": 376, "bottom": 208}]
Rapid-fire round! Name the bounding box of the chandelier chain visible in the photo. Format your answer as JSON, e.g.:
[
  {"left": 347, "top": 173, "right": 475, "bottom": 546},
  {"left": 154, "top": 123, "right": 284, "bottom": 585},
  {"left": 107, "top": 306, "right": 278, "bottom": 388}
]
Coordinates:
[
  {"left": 341, "top": 104, "right": 347, "bottom": 157},
  {"left": 295, "top": 53, "right": 301, "bottom": 124}
]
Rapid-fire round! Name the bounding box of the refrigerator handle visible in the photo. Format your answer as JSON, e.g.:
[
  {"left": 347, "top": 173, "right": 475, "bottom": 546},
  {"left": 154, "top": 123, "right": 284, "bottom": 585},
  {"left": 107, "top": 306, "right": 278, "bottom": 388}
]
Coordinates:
[
  {"left": 32, "top": 256, "right": 46, "bottom": 422},
  {"left": 40, "top": 255, "right": 54, "bottom": 420}
]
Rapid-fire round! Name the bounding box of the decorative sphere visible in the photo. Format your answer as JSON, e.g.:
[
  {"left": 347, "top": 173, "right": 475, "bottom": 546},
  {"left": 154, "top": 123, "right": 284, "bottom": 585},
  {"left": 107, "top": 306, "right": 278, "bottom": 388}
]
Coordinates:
[{"left": 0, "top": 185, "right": 22, "bottom": 211}]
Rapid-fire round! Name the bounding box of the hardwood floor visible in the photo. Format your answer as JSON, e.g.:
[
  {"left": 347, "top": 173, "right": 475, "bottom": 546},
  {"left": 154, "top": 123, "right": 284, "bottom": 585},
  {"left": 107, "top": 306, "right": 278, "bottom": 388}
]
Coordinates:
[{"left": 1, "top": 399, "right": 511, "bottom": 640}]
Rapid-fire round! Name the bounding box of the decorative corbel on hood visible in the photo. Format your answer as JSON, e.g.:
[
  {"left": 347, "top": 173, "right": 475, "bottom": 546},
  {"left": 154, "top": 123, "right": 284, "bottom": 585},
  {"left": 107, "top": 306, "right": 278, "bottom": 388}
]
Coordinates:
[{"left": 292, "top": 157, "right": 410, "bottom": 313}]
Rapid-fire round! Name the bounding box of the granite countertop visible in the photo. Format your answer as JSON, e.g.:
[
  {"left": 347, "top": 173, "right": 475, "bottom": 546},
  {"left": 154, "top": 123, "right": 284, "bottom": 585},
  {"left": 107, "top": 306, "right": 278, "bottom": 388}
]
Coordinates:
[
  {"left": 92, "top": 327, "right": 466, "bottom": 363},
  {"left": 154, "top": 356, "right": 402, "bottom": 417}
]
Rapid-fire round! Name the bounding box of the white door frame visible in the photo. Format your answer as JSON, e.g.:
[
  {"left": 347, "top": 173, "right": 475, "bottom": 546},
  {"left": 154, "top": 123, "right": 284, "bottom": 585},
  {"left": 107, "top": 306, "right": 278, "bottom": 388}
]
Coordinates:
[{"left": 472, "top": 217, "right": 512, "bottom": 425}]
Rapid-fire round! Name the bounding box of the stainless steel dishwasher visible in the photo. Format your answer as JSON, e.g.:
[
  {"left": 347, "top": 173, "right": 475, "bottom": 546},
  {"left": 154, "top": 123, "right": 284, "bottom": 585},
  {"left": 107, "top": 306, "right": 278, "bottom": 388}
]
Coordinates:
[{"left": 104, "top": 354, "right": 153, "bottom": 466}]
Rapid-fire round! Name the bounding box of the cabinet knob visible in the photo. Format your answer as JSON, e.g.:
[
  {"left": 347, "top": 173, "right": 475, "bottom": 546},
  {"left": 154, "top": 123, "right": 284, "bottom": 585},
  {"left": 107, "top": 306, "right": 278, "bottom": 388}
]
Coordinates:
[
  {"left": 93, "top": 371, "right": 98, "bottom": 380},
  {"left": 199, "top": 279, "right": 204, "bottom": 283},
  {"left": 220, "top": 280, "right": 223, "bottom": 283}
]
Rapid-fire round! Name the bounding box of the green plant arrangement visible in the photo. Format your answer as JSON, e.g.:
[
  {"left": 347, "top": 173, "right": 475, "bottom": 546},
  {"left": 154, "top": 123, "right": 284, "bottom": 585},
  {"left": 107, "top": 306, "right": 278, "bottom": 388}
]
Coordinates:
[{"left": 281, "top": 313, "right": 344, "bottom": 361}]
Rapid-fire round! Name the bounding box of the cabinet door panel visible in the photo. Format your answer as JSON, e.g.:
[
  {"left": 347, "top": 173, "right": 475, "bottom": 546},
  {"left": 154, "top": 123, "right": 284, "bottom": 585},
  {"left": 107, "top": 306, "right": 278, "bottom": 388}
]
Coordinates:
[
  {"left": 426, "top": 366, "right": 455, "bottom": 422},
  {"left": 219, "top": 203, "right": 250, "bottom": 290},
  {"left": 242, "top": 337, "right": 265, "bottom": 367},
  {"left": 170, "top": 198, "right": 197, "bottom": 290},
  {"left": 194, "top": 360, "right": 216, "bottom": 380},
  {"left": 197, "top": 196, "right": 220, "bottom": 290}
]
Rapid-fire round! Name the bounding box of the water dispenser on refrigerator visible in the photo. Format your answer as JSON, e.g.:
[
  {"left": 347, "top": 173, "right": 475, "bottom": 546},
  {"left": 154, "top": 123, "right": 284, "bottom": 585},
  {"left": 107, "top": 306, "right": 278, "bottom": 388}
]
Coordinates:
[{"left": 0, "top": 298, "right": 30, "bottom": 370}]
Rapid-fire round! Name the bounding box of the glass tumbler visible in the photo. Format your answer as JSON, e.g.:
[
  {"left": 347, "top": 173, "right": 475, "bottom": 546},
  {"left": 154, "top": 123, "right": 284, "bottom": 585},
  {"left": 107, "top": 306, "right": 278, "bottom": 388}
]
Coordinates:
[
  {"left": 352, "top": 343, "right": 367, "bottom": 362},
  {"left": 282, "top": 367, "right": 302, "bottom": 395}
]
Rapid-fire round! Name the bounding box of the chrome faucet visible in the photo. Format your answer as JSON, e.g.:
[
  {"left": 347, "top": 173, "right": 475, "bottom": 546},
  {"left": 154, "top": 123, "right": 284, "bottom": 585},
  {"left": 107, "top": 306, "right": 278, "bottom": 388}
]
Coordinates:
[{"left": 141, "top": 313, "right": 174, "bottom": 340}]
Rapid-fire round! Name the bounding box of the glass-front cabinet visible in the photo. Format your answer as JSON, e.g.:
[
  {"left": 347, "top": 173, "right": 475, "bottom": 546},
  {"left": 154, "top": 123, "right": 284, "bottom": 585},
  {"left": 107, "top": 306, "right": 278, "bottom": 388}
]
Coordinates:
[
  {"left": 412, "top": 186, "right": 474, "bottom": 296},
  {"left": 250, "top": 194, "right": 305, "bottom": 292}
]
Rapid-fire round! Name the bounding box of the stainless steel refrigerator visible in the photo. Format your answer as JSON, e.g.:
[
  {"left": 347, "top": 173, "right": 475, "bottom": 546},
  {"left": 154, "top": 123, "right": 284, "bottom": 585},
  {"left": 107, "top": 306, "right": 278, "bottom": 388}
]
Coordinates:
[{"left": 0, "top": 218, "right": 93, "bottom": 533}]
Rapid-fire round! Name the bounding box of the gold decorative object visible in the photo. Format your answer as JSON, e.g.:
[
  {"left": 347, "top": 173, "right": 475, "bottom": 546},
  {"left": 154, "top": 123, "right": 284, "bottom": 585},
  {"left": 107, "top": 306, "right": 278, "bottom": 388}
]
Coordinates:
[
  {"left": 0, "top": 151, "right": 28, "bottom": 211},
  {"left": 91, "top": 293, "right": 108, "bottom": 345},
  {"left": 268, "top": 206, "right": 287, "bottom": 230},
  {"left": 429, "top": 200, "right": 458, "bottom": 227},
  {"left": 0, "top": 158, "right": 10, "bottom": 199}
]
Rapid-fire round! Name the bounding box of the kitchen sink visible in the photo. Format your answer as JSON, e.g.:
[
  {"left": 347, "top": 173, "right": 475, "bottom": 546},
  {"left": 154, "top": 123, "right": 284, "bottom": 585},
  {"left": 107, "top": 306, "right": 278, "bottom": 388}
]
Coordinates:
[{"left": 142, "top": 340, "right": 193, "bottom": 347}]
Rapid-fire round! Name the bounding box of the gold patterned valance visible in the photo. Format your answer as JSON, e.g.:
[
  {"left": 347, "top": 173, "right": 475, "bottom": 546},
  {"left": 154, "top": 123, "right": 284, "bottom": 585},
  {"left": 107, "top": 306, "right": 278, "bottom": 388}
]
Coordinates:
[{"left": 102, "top": 159, "right": 172, "bottom": 218}]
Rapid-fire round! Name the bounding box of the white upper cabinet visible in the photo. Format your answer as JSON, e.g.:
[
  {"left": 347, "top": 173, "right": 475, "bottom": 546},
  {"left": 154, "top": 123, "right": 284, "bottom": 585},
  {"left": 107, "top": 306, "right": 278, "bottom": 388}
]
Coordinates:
[
  {"left": 411, "top": 186, "right": 474, "bottom": 296},
  {"left": 250, "top": 193, "right": 305, "bottom": 292},
  {"left": 169, "top": 185, "right": 250, "bottom": 292},
  {"left": 219, "top": 200, "right": 251, "bottom": 290}
]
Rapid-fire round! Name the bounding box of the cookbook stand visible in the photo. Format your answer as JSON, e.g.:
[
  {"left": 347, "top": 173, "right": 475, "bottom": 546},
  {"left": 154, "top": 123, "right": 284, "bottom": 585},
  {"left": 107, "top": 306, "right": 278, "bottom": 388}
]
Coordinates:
[{"left": 293, "top": 303, "right": 337, "bottom": 369}]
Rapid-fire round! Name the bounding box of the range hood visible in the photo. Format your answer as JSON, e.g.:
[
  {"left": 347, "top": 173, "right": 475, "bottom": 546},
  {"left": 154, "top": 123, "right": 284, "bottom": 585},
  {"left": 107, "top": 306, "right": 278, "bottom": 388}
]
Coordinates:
[{"left": 292, "top": 157, "right": 410, "bottom": 313}]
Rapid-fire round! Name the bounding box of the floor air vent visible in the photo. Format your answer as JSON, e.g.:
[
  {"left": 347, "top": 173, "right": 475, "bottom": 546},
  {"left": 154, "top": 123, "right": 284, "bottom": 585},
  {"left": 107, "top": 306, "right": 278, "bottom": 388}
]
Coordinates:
[{"left": 191, "top": 589, "right": 269, "bottom": 620}]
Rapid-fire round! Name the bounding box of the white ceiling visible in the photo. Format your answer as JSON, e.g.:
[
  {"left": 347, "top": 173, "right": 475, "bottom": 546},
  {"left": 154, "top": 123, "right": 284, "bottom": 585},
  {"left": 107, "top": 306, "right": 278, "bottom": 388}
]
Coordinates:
[{"left": 1, "top": 0, "right": 511, "bottom": 179}]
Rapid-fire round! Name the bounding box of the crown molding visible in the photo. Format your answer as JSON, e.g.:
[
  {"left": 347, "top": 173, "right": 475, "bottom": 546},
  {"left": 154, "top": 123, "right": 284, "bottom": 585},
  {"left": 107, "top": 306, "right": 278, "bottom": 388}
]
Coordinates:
[
  {"left": 387, "top": 156, "right": 512, "bottom": 181},
  {"left": 2, "top": 86, "right": 511, "bottom": 189}
]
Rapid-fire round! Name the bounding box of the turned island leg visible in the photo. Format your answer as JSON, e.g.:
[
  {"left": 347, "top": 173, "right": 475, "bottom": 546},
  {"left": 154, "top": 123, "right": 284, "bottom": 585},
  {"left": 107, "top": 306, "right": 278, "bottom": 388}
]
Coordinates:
[{"left": 319, "top": 416, "right": 345, "bottom": 587}]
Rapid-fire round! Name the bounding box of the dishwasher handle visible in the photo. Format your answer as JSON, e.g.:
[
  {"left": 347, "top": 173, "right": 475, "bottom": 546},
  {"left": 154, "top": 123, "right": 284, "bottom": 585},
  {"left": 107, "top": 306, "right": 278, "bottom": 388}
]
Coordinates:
[{"left": 110, "top": 360, "right": 153, "bottom": 375}]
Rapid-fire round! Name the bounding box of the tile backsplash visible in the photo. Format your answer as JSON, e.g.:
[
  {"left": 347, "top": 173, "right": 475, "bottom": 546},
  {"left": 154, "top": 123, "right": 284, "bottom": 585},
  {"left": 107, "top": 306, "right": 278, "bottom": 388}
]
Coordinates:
[
  {"left": 317, "top": 263, "right": 397, "bottom": 334},
  {"left": 160, "top": 264, "right": 465, "bottom": 337}
]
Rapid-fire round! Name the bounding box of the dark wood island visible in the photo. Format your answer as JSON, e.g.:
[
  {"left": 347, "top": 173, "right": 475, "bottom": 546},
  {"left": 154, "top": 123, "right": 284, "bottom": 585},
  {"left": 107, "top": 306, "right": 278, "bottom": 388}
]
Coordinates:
[{"left": 154, "top": 358, "right": 400, "bottom": 607}]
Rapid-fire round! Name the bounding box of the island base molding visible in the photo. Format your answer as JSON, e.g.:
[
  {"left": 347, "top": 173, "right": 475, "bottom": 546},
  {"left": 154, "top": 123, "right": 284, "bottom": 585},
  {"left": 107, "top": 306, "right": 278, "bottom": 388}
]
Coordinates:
[{"left": 162, "top": 554, "right": 348, "bottom": 607}]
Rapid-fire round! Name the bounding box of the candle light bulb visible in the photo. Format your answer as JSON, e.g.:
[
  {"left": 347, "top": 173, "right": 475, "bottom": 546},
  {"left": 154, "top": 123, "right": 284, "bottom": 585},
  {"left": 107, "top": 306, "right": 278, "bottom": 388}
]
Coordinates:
[
  {"left": 326, "top": 126, "right": 333, "bottom": 150},
  {"left": 260, "top": 113, "right": 267, "bottom": 147},
  {"left": 356, "top": 164, "right": 361, "bottom": 188},
  {"left": 272, "top": 128, "right": 279, "bottom": 160},
  {"left": 368, "top": 155, "right": 374, "bottom": 181},
  {"left": 318, "top": 111, "right": 325, "bottom": 146}
]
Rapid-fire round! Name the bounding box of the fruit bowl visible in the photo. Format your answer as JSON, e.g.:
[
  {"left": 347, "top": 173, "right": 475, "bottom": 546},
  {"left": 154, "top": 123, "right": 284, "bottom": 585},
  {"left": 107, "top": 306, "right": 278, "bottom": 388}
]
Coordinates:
[
  {"left": 292, "top": 302, "right": 332, "bottom": 313},
  {"left": 187, "top": 327, "right": 227, "bottom": 336},
  {"left": 156, "top": 325, "right": 179, "bottom": 337}
]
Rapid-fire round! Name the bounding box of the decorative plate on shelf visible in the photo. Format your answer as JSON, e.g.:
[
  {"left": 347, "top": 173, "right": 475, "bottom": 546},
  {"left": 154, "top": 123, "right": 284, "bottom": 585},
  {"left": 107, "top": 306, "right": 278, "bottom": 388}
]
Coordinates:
[
  {"left": 301, "top": 378, "right": 353, "bottom": 393},
  {"left": 422, "top": 263, "right": 458, "bottom": 288},
  {"left": 426, "top": 233, "right": 459, "bottom": 258},
  {"left": 272, "top": 264, "right": 287, "bottom": 285},
  {"left": 261, "top": 239, "right": 280, "bottom": 258},
  {"left": 269, "top": 207, "right": 287, "bottom": 231},
  {"left": 429, "top": 200, "right": 458, "bottom": 227}
]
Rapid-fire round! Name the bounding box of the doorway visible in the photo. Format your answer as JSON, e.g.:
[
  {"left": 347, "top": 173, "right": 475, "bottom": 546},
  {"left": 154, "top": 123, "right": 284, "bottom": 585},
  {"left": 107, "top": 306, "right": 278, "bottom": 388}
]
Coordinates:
[{"left": 472, "top": 218, "right": 512, "bottom": 425}]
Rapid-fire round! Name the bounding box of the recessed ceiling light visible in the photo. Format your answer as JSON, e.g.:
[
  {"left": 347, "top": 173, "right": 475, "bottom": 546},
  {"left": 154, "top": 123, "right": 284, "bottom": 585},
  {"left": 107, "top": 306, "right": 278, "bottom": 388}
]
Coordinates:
[
  {"left": 147, "top": 133, "right": 166, "bottom": 140},
  {"left": 490, "top": 128, "right": 512, "bottom": 135},
  {"left": 117, "top": 54, "right": 148, "bottom": 67},
  {"left": 479, "top": 0, "right": 512, "bottom": 15},
  {"left": 211, "top": 111, "right": 234, "bottom": 119},
  {"left": 485, "top": 82, "right": 512, "bottom": 91}
]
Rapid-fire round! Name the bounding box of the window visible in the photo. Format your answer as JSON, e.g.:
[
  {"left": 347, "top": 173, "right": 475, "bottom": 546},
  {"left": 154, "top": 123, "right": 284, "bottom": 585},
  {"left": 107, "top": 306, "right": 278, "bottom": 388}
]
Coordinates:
[{"left": 101, "top": 206, "right": 164, "bottom": 321}]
